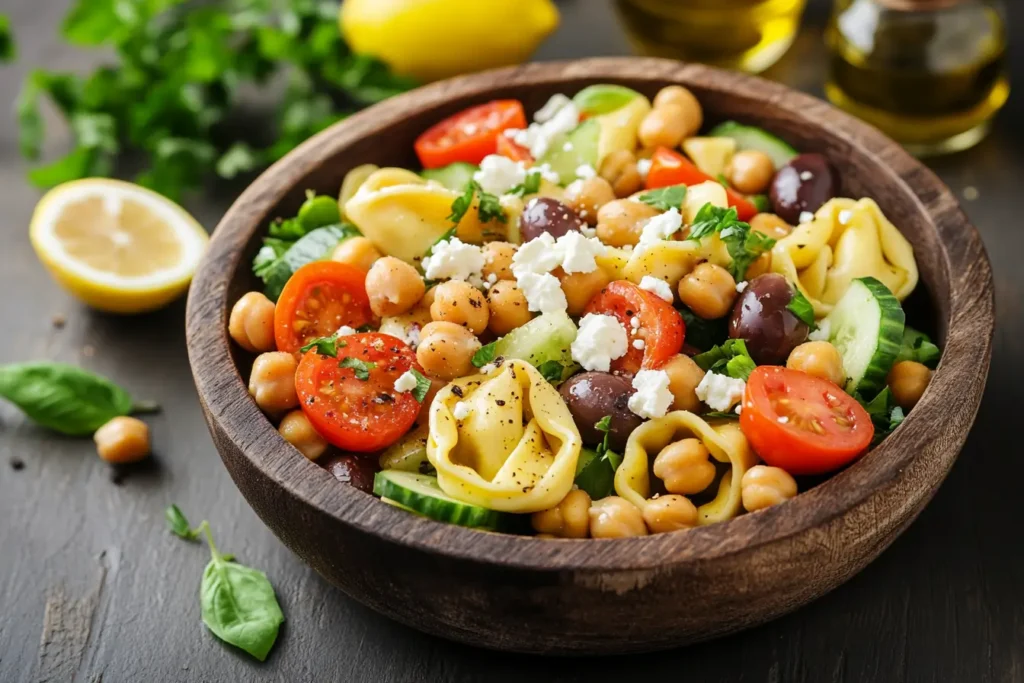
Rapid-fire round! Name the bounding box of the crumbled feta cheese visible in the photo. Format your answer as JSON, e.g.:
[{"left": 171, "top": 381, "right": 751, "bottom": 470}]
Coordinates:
[
  {"left": 838, "top": 209, "right": 853, "bottom": 225},
  {"left": 378, "top": 318, "right": 421, "bottom": 348},
  {"left": 473, "top": 154, "right": 527, "bottom": 195},
  {"left": 558, "top": 231, "right": 606, "bottom": 274},
  {"left": 636, "top": 158, "right": 652, "bottom": 180},
  {"left": 453, "top": 402, "right": 471, "bottom": 420},
  {"left": 480, "top": 363, "right": 497, "bottom": 374},
  {"left": 633, "top": 339, "right": 645, "bottom": 350},
  {"left": 563, "top": 141, "right": 574, "bottom": 152},
  {"left": 422, "top": 237, "right": 485, "bottom": 284},
  {"left": 571, "top": 313, "right": 629, "bottom": 372},
  {"left": 534, "top": 93, "right": 573, "bottom": 123},
  {"left": 335, "top": 325, "right": 357, "bottom": 337},
  {"left": 636, "top": 207, "right": 683, "bottom": 252},
  {"left": 393, "top": 370, "right": 419, "bottom": 394},
  {"left": 695, "top": 372, "right": 746, "bottom": 412},
  {"left": 575, "top": 164, "right": 597, "bottom": 180},
  {"left": 512, "top": 230, "right": 605, "bottom": 276},
  {"left": 516, "top": 272, "right": 567, "bottom": 314},
  {"left": 533, "top": 163, "right": 561, "bottom": 185},
  {"left": 735, "top": 403, "right": 742, "bottom": 415},
  {"left": 630, "top": 316, "right": 640, "bottom": 330},
  {"left": 736, "top": 281, "right": 749, "bottom": 293},
  {"left": 808, "top": 318, "right": 831, "bottom": 342},
  {"left": 508, "top": 101, "right": 580, "bottom": 158},
  {"left": 800, "top": 171, "right": 813, "bottom": 181},
  {"left": 581, "top": 226, "right": 597, "bottom": 238},
  {"left": 627, "top": 370, "right": 674, "bottom": 420},
  {"left": 511, "top": 232, "right": 562, "bottom": 275},
  {"left": 639, "top": 276, "right": 673, "bottom": 303},
  {"left": 778, "top": 415, "right": 789, "bottom": 424},
  {"left": 799, "top": 211, "right": 815, "bottom": 224}
]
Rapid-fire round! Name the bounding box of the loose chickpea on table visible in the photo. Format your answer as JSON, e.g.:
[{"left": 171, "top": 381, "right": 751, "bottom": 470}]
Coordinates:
[{"left": 94, "top": 416, "right": 151, "bottom": 464}]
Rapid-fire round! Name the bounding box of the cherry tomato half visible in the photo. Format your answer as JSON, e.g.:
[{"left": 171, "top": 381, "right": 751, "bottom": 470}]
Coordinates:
[
  {"left": 646, "top": 147, "right": 759, "bottom": 221},
  {"left": 295, "top": 333, "right": 422, "bottom": 452},
  {"left": 274, "top": 261, "right": 374, "bottom": 355},
  {"left": 740, "top": 366, "right": 874, "bottom": 475},
  {"left": 584, "top": 280, "right": 685, "bottom": 374},
  {"left": 415, "top": 100, "right": 528, "bottom": 169},
  {"left": 496, "top": 133, "right": 534, "bottom": 164}
]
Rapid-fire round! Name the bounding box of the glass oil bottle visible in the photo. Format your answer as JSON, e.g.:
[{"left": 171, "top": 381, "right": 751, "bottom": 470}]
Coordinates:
[
  {"left": 614, "top": 0, "right": 808, "bottom": 74},
  {"left": 825, "top": 0, "right": 1009, "bottom": 156}
]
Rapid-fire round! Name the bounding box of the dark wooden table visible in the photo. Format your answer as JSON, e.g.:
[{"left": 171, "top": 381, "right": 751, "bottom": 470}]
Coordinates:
[{"left": 2, "top": 1, "right": 1021, "bottom": 681}]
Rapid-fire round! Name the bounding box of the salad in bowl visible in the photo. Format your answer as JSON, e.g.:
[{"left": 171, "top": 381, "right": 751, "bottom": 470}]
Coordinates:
[{"left": 228, "top": 84, "right": 938, "bottom": 540}]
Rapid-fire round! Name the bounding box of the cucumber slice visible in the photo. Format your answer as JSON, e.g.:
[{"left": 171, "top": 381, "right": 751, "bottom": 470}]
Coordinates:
[
  {"left": 373, "top": 471, "right": 503, "bottom": 529},
  {"left": 481, "top": 311, "right": 578, "bottom": 380},
  {"left": 823, "top": 277, "right": 906, "bottom": 396},
  {"left": 709, "top": 121, "right": 798, "bottom": 169},
  {"left": 538, "top": 118, "right": 600, "bottom": 185},
  {"left": 421, "top": 162, "right": 478, "bottom": 191},
  {"left": 572, "top": 85, "right": 642, "bottom": 116}
]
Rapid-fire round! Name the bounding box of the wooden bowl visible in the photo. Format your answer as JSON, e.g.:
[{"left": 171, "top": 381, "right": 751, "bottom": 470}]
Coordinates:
[{"left": 185, "top": 58, "right": 994, "bottom": 654}]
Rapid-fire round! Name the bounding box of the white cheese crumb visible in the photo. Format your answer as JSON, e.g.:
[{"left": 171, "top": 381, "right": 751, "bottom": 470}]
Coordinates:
[
  {"left": 627, "top": 370, "right": 674, "bottom": 420},
  {"left": 736, "top": 281, "right": 749, "bottom": 293},
  {"left": 508, "top": 100, "right": 580, "bottom": 158},
  {"left": 575, "top": 164, "right": 597, "bottom": 180},
  {"left": 393, "top": 370, "right": 419, "bottom": 394},
  {"left": 486, "top": 273, "right": 498, "bottom": 284},
  {"left": 533, "top": 163, "right": 561, "bottom": 185},
  {"left": 735, "top": 403, "right": 743, "bottom": 415},
  {"left": 799, "top": 211, "right": 815, "bottom": 224},
  {"left": 636, "top": 158, "right": 652, "bottom": 180},
  {"left": 639, "top": 276, "right": 674, "bottom": 303},
  {"left": 516, "top": 272, "right": 567, "bottom": 314},
  {"left": 838, "top": 209, "right": 853, "bottom": 225},
  {"left": 534, "top": 93, "right": 573, "bottom": 123},
  {"left": 633, "top": 339, "right": 645, "bottom": 350},
  {"left": 630, "top": 316, "right": 640, "bottom": 330},
  {"left": 808, "top": 318, "right": 831, "bottom": 342},
  {"left": 800, "top": 171, "right": 813, "bottom": 181},
  {"left": 563, "top": 141, "right": 574, "bottom": 152},
  {"left": 473, "top": 154, "right": 526, "bottom": 195},
  {"left": 636, "top": 207, "right": 683, "bottom": 253},
  {"left": 558, "top": 231, "right": 606, "bottom": 274},
  {"left": 480, "top": 363, "right": 497, "bottom": 374},
  {"left": 378, "top": 318, "right": 420, "bottom": 348},
  {"left": 695, "top": 372, "right": 746, "bottom": 412},
  {"left": 453, "top": 402, "right": 471, "bottom": 420},
  {"left": 571, "top": 313, "right": 629, "bottom": 372},
  {"left": 422, "top": 237, "right": 485, "bottom": 284},
  {"left": 335, "top": 325, "right": 357, "bottom": 337},
  {"left": 581, "top": 226, "right": 597, "bottom": 238},
  {"left": 511, "top": 232, "right": 562, "bottom": 275}
]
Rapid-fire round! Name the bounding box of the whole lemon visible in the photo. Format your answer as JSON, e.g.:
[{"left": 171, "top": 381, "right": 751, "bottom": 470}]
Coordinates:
[{"left": 341, "top": 0, "right": 560, "bottom": 82}]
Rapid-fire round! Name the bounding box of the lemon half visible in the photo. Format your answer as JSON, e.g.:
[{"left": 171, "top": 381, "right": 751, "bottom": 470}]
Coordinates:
[{"left": 29, "top": 179, "right": 209, "bottom": 314}]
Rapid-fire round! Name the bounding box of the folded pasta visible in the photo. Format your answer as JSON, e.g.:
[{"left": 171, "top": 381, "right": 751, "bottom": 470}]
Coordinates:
[
  {"left": 427, "top": 360, "right": 583, "bottom": 513},
  {"left": 615, "top": 412, "right": 758, "bottom": 525},
  {"left": 771, "top": 198, "right": 918, "bottom": 317}
]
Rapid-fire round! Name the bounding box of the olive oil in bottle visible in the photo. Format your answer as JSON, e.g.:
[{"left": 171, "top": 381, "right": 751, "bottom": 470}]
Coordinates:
[
  {"left": 614, "top": 0, "right": 808, "bottom": 73},
  {"left": 825, "top": 0, "right": 1009, "bottom": 156}
]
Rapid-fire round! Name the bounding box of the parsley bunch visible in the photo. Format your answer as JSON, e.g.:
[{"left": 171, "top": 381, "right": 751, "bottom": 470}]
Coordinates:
[{"left": 15, "top": 0, "right": 415, "bottom": 200}]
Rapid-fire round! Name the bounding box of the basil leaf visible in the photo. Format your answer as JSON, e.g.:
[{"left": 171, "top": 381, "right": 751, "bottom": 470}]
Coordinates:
[
  {"left": 409, "top": 369, "right": 432, "bottom": 403},
  {"left": 693, "top": 340, "right": 756, "bottom": 380},
  {"left": 166, "top": 504, "right": 200, "bottom": 541},
  {"left": 258, "top": 224, "right": 360, "bottom": 301},
  {"left": 0, "top": 362, "right": 156, "bottom": 436},
  {"left": 703, "top": 411, "right": 740, "bottom": 420},
  {"left": 507, "top": 171, "right": 542, "bottom": 197},
  {"left": 787, "top": 288, "right": 816, "bottom": 328},
  {"left": 677, "top": 306, "right": 728, "bottom": 352},
  {"left": 471, "top": 341, "right": 498, "bottom": 368},
  {"left": 339, "top": 357, "right": 376, "bottom": 381},
  {"left": 448, "top": 181, "right": 476, "bottom": 224},
  {"left": 896, "top": 326, "right": 941, "bottom": 369},
  {"left": 537, "top": 360, "right": 564, "bottom": 384},
  {"left": 299, "top": 334, "right": 347, "bottom": 358},
  {"left": 476, "top": 186, "right": 507, "bottom": 224},
  {"left": 724, "top": 228, "right": 775, "bottom": 281},
  {"left": 573, "top": 448, "right": 616, "bottom": 500},
  {"left": 638, "top": 184, "right": 687, "bottom": 211}
]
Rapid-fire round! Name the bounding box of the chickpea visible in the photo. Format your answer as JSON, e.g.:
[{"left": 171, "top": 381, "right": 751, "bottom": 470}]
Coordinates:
[
  {"left": 598, "top": 150, "right": 644, "bottom": 198},
  {"left": 564, "top": 177, "right": 616, "bottom": 225},
  {"left": 419, "top": 285, "right": 438, "bottom": 312},
  {"left": 430, "top": 280, "right": 489, "bottom": 335},
  {"left": 652, "top": 85, "right": 703, "bottom": 137},
  {"left": 725, "top": 150, "right": 775, "bottom": 195},
  {"left": 661, "top": 354, "right": 706, "bottom": 412},
  {"left": 744, "top": 251, "right": 772, "bottom": 280},
  {"left": 787, "top": 341, "right": 845, "bottom": 386},
  {"left": 278, "top": 410, "right": 328, "bottom": 461},
  {"left": 742, "top": 465, "right": 798, "bottom": 512},
  {"left": 94, "top": 416, "right": 150, "bottom": 464},
  {"left": 887, "top": 360, "right": 932, "bottom": 410},
  {"left": 638, "top": 104, "right": 691, "bottom": 150},
  {"left": 331, "top": 236, "right": 382, "bottom": 272},
  {"left": 416, "top": 321, "right": 481, "bottom": 381},
  {"left": 596, "top": 199, "right": 660, "bottom": 247},
  {"left": 643, "top": 495, "right": 698, "bottom": 534},
  {"left": 588, "top": 497, "right": 648, "bottom": 539},
  {"left": 559, "top": 267, "right": 611, "bottom": 316},
  {"left": 365, "top": 256, "right": 426, "bottom": 318},
  {"left": 653, "top": 438, "right": 716, "bottom": 495},
  {"left": 481, "top": 242, "right": 517, "bottom": 282},
  {"left": 750, "top": 213, "right": 793, "bottom": 240},
  {"left": 228, "top": 292, "right": 276, "bottom": 353},
  {"left": 249, "top": 351, "right": 299, "bottom": 415},
  {"left": 677, "top": 262, "right": 737, "bottom": 319},
  {"left": 531, "top": 489, "right": 592, "bottom": 539},
  {"left": 486, "top": 280, "right": 532, "bottom": 336}
]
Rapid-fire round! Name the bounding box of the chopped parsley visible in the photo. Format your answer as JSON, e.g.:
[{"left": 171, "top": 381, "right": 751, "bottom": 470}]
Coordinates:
[
  {"left": 471, "top": 341, "right": 498, "bottom": 368},
  {"left": 507, "top": 171, "right": 542, "bottom": 197},
  {"left": 447, "top": 180, "right": 507, "bottom": 225},
  {"left": 857, "top": 388, "right": 906, "bottom": 445},
  {"left": 537, "top": 360, "right": 564, "bottom": 384},
  {"left": 409, "top": 368, "right": 432, "bottom": 403},
  {"left": 693, "top": 339, "right": 757, "bottom": 381},
  {"left": 638, "top": 184, "right": 687, "bottom": 211},
  {"left": 688, "top": 202, "right": 776, "bottom": 280},
  {"left": 786, "top": 287, "right": 816, "bottom": 328},
  {"left": 299, "top": 333, "right": 348, "bottom": 358},
  {"left": 339, "top": 357, "right": 376, "bottom": 381}
]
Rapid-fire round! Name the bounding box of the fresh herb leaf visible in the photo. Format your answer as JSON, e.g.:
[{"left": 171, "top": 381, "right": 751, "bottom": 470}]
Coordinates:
[
  {"left": 572, "top": 446, "right": 621, "bottom": 501},
  {"left": 604, "top": 449, "right": 623, "bottom": 471},
  {"left": 638, "top": 184, "right": 687, "bottom": 211},
  {"left": 255, "top": 224, "right": 360, "bottom": 301},
  {"left": 787, "top": 287, "right": 816, "bottom": 328},
  {"left": 507, "top": 171, "right": 542, "bottom": 197},
  {"left": 857, "top": 388, "right": 906, "bottom": 445},
  {"left": 750, "top": 194, "right": 771, "bottom": 213},
  {"left": 340, "top": 357, "right": 376, "bottom": 381},
  {"left": 0, "top": 362, "right": 157, "bottom": 436},
  {"left": 0, "top": 14, "right": 15, "bottom": 63},
  {"left": 299, "top": 333, "right": 348, "bottom": 358},
  {"left": 268, "top": 217, "right": 307, "bottom": 240},
  {"left": 896, "top": 326, "right": 941, "bottom": 369},
  {"left": 476, "top": 186, "right": 507, "bottom": 223},
  {"left": 703, "top": 411, "right": 740, "bottom": 420},
  {"left": 688, "top": 203, "right": 741, "bottom": 241},
  {"left": 725, "top": 228, "right": 775, "bottom": 282},
  {"left": 716, "top": 173, "right": 730, "bottom": 188},
  {"left": 471, "top": 341, "right": 498, "bottom": 368},
  {"left": 448, "top": 181, "right": 476, "bottom": 224},
  {"left": 166, "top": 504, "right": 201, "bottom": 541},
  {"left": 594, "top": 415, "right": 613, "bottom": 457},
  {"left": 216, "top": 143, "right": 262, "bottom": 180},
  {"left": 724, "top": 354, "right": 756, "bottom": 381},
  {"left": 409, "top": 369, "right": 432, "bottom": 403},
  {"left": 677, "top": 306, "right": 728, "bottom": 352},
  {"left": 538, "top": 360, "right": 564, "bottom": 383},
  {"left": 297, "top": 190, "right": 342, "bottom": 231},
  {"left": 693, "top": 340, "right": 756, "bottom": 380}
]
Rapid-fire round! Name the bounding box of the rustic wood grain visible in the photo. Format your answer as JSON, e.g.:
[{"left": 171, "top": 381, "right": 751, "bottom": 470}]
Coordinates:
[{"left": 185, "top": 58, "right": 994, "bottom": 654}]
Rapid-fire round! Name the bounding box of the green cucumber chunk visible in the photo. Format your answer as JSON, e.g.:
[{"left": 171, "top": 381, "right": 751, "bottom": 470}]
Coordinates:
[
  {"left": 421, "top": 162, "right": 478, "bottom": 191},
  {"left": 572, "top": 85, "right": 642, "bottom": 116},
  {"left": 538, "top": 118, "right": 600, "bottom": 185},
  {"left": 823, "top": 277, "right": 906, "bottom": 396},
  {"left": 373, "top": 471, "right": 503, "bottom": 530},
  {"left": 476, "top": 311, "right": 578, "bottom": 381},
  {"left": 709, "top": 121, "right": 798, "bottom": 169}
]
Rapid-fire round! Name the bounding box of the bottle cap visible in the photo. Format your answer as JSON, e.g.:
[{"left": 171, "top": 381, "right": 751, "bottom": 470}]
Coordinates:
[{"left": 875, "top": 0, "right": 964, "bottom": 9}]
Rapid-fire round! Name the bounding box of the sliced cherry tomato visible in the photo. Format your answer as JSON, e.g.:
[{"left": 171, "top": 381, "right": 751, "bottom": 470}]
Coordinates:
[
  {"left": 496, "top": 133, "right": 534, "bottom": 164},
  {"left": 584, "top": 280, "right": 685, "bottom": 374},
  {"left": 740, "top": 366, "right": 874, "bottom": 475},
  {"left": 274, "top": 261, "right": 374, "bottom": 355},
  {"left": 646, "top": 147, "right": 759, "bottom": 221},
  {"left": 295, "top": 333, "right": 423, "bottom": 452},
  {"left": 415, "top": 100, "right": 528, "bottom": 169}
]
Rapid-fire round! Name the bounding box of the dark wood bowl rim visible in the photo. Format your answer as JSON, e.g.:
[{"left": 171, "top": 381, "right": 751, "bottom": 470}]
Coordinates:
[{"left": 186, "top": 58, "right": 994, "bottom": 573}]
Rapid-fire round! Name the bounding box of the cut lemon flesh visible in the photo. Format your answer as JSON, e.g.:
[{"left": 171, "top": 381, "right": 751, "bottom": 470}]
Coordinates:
[{"left": 30, "top": 179, "right": 209, "bottom": 313}]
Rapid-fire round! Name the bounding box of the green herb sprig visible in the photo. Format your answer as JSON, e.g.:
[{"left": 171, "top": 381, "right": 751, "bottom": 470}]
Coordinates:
[
  {"left": 693, "top": 340, "right": 757, "bottom": 381},
  {"left": 638, "top": 184, "right": 687, "bottom": 211},
  {"left": 786, "top": 288, "right": 817, "bottom": 328},
  {"left": 447, "top": 181, "right": 506, "bottom": 225},
  {"left": 407, "top": 369, "right": 432, "bottom": 403},
  {"left": 687, "top": 202, "right": 776, "bottom": 280},
  {"left": 340, "top": 357, "right": 376, "bottom": 381},
  {"left": 857, "top": 388, "right": 906, "bottom": 445}
]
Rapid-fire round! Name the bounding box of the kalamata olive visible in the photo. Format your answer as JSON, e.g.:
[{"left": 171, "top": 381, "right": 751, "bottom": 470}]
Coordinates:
[
  {"left": 769, "top": 153, "right": 839, "bottom": 225},
  {"left": 728, "top": 274, "right": 809, "bottom": 365},
  {"left": 559, "top": 372, "right": 643, "bottom": 451},
  {"left": 321, "top": 453, "right": 378, "bottom": 493},
  {"left": 519, "top": 197, "right": 584, "bottom": 243}
]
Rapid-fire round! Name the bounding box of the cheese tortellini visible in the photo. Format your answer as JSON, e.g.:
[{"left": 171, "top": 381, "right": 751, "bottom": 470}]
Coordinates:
[
  {"left": 616, "top": 412, "right": 758, "bottom": 525},
  {"left": 427, "top": 360, "right": 583, "bottom": 513},
  {"left": 771, "top": 198, "right": 918, "bottom": 317}
]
